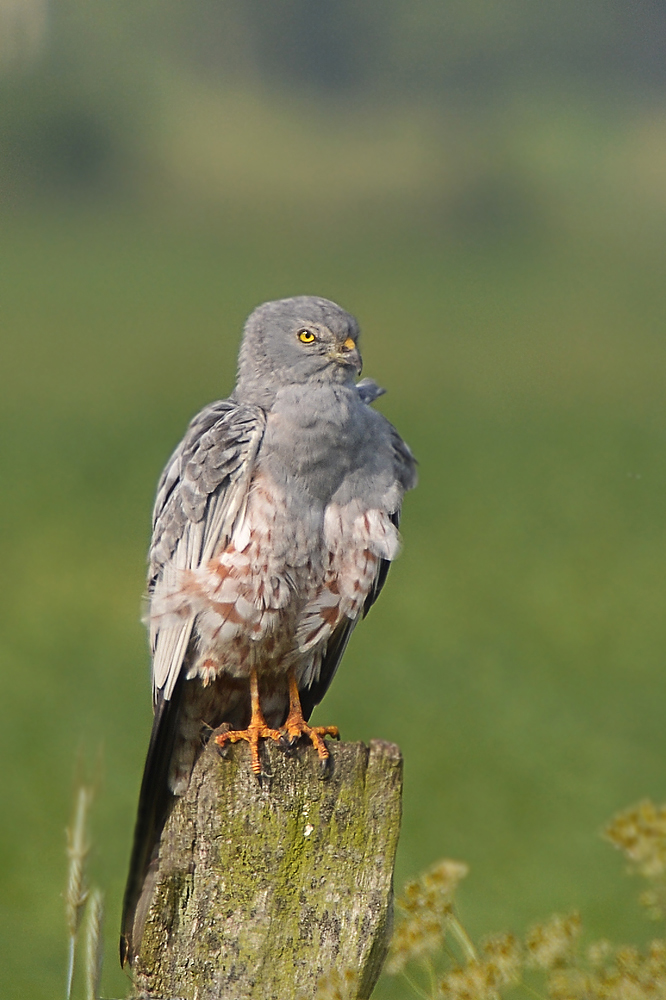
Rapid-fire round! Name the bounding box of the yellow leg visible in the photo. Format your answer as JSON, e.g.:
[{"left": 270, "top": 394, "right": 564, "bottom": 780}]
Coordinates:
[
  {"left": 214, "top": 668, "right": 281, "bottom": 775},
  {"left": 281, "top": 669, "right": 340, "bottom": 764}
]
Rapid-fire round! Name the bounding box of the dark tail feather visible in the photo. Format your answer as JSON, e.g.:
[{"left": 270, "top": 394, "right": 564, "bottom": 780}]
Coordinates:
[{"left": 120, "top": 673, "right": 185, "bottom": 967}]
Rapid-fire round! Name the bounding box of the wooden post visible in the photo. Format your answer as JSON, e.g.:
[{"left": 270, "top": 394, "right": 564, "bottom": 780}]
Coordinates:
[{"left": 129, "top": 737, "right": 403, "bottom": 1000}]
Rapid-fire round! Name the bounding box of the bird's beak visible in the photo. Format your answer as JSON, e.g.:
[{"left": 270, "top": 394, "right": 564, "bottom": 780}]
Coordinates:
[{"left": 333, "top": 337, "right": 362, "bottom": 374}]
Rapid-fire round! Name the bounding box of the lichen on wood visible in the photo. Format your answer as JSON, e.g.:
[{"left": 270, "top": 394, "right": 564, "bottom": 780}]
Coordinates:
[{"left": 129, "top": 737, "right": 403, "bottom": 1000}]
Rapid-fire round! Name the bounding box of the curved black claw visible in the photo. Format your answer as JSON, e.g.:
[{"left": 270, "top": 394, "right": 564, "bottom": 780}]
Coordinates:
[
  {"left": 276, "top": 733, "right": 297, "bottom": 757},
  {"left": 257, "top": 764, "right": 272, "bottom": 787},
  {"left": 213, "top": 723, "right": 233, "bottom": 757},
  {"left": 319, "top": 751, "right": 334, "bottom": 780}
]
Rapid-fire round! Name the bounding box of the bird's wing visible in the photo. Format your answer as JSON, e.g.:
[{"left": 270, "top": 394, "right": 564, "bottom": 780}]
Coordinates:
[
  {"left": 148, "top": 400, "right": 266, "bottom": 703},
  {"left": 300, "top": 423, "right": 416, "bottom": 721},
  {"left": 300, "top": 421, "right": 416, "bottom": 720},
  {"left": 121, "top": 399, "right": 265, "bottom": 967},
  {"left": 298, "top": 511, "right": 400, "bottom": 722}
]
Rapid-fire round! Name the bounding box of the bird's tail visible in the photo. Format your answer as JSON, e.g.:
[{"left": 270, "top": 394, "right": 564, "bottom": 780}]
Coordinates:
[{"left": 120, "top": 674, "right": 185, "bottom": 967}]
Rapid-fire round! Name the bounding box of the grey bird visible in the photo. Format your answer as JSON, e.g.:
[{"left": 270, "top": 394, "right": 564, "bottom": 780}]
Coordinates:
[{"left": 120, "top": 296, "right": 417, "bottom": 966}]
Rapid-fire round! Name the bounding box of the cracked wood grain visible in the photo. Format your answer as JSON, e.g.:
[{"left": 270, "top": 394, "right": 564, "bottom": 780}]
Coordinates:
[{"left": 129, "top": 737, "right": 403, "bottom": 1000}]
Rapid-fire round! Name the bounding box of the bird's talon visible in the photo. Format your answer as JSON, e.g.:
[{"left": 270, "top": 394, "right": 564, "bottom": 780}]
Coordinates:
[
  {"left": 257, "top": 766, "right": 272, "bottom": 787},
  {"left": 200, "top": 725, "right": 213, "bottom": 743}
]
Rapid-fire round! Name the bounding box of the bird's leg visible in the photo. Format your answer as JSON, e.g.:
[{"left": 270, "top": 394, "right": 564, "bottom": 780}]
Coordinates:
[
  {"left": 214, "top": 668, "right": 281, "bottom": 775},
  {"left": 281, "top": 668, "right": 340, "bottom": 765}
]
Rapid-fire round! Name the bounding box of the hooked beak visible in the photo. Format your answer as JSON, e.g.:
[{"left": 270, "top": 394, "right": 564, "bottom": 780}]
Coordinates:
[{"left": 332, "top": 336, "right": 362, "bottom": 374}]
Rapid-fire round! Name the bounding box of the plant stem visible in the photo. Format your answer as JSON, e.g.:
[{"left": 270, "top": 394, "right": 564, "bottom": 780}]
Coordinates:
[
  {"left": 401, "top": 969, "right": 435, "bottom": 1000},
  {"left": 448, "top": 914, "right": 478, "bottom": 964},
  {"left": 66, "top": 935, "right": 75, "bottom": 1000}
]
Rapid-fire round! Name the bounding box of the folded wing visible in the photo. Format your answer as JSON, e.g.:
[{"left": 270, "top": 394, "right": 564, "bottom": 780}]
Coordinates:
[{"left": 120, "top": 399, "right": 265, "bottom": 966}]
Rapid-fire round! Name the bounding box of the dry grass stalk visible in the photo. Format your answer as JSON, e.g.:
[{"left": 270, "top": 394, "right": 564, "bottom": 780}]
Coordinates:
[
  {"left": 84, "top": 888, "right": 104, "bottom": 1000},
  {"left": 64, "top": 785, "right": 93, "bottom": 1000}
]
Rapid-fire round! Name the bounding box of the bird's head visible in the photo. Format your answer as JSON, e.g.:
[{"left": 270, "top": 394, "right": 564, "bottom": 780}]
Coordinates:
[{"left": 235, "top": 296, "right": 362, "bottom": 404}]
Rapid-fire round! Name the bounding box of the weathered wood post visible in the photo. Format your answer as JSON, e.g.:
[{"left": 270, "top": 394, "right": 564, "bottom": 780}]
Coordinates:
[{"left": 129, "top": 737, "right": 403, "bottom": 1000}]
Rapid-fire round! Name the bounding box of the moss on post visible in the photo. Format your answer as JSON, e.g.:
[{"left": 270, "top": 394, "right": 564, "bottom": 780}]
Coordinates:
[{"left": 130, "top": 737, "right": 403, "bottom": 1000}]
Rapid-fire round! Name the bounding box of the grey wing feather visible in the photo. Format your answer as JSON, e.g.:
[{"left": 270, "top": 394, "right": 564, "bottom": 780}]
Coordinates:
[
  {"left": 355, "top": 377, "right": 386, "bottom": 405},
  {"left": 148, "top": 400, "right": 266, "bottom": 704},
  {"left": 361, "top": 424, "right": 416, "bottom": 607},
  {"left": 388, "top": 422, "right": 418, "bottom": 493},
  {"left": 301, "top": 423, "right": 417, "bottom": 719}
]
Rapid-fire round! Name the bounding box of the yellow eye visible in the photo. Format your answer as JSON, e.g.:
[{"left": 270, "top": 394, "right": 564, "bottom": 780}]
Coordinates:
[{"left": 298, "top": 329, "right": 316, "bottom": 344}]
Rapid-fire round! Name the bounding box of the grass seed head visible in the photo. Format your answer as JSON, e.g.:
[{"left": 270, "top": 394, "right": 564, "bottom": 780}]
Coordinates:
[
  {"left": 525, "top": 912, "right": 582, "bottom": 970},
  {"left": 587, "top": 939, "right": 613, "bottom": 968},
  {"left": 547, "top": 938, "right": 666, "bottom": 1000},
  {"left": 604, "top": 801, "right": 666, "bottom": 880},
  {"left": 388, "top": 859, "right": 469, "bottom": 973},
  {"left": 310, "top": 967, "right": 359, "bottom": 1000},
  {"left": 437, "top": 934, "right": 523, "bottom": 1000},
  {"left": 397, "top": 859, "right": 468, "bottom": 918},
  {"left": 639, "top": 890, "right": 665, "bottom": 921},
  {"left": 546, "top": 966, "right": 590, "bottom": 1000},
  {"left": 439, "top": 961, "right": 500, "bottom": 1000},
  {"left": 479, "top": 932, "right": 523, "bottom": 987},
  {"left": 65, "top": 786, "right": 93, "bottom": 939}
]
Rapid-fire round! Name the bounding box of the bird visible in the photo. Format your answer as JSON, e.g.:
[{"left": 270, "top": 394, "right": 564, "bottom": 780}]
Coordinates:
[{"left": 120, "top": 295, "right": 417, "bottom": 967}]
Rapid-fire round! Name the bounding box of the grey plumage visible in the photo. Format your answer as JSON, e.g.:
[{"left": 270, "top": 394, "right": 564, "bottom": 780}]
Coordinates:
[
  {"left": 356, "top": 377, "right": 387, "bottom": 404},
  {"left": 121, "top": 296, "right": 416, "bottom": 966}
]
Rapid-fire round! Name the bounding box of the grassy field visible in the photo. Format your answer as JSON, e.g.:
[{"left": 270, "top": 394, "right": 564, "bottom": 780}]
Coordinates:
[{"left": 1, "top": 206, "right": 665, "bottom": 999}]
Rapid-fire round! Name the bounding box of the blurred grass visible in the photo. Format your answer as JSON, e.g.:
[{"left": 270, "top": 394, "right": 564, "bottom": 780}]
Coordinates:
[{"left": 1, "top": 204, "right": 666, "bottom": 999}]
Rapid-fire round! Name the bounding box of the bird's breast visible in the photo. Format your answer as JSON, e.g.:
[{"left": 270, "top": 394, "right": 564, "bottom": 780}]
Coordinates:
[
  {"left": 261, "top": 387, "right": 382, "bottom": 503},
  {"left": 153, "top": 467, "right": 399, "bottom": 687}
]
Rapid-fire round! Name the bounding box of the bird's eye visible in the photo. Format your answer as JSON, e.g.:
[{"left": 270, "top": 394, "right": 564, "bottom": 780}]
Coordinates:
[{"left": 297, "top": 329, "right": 317, "bottom": 344}]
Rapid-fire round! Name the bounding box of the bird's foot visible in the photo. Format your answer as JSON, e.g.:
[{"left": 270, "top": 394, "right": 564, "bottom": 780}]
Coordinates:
[
  {"left": 281, "top": 668, "right": 340, "bottom": 773},
  {"left": 280, "top": 715, "right": 340, "bottom": 768},
  {"left": 213, "top": 668, "right": 340, "bottom": 777},
  {"left": 214, "top": 720, "right": 282, "bottom": 776}
]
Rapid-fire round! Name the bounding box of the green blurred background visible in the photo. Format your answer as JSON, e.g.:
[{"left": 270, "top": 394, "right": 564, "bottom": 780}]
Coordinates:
[{"left": 2, "top": 1, "right": 666, "bottom": 997}]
